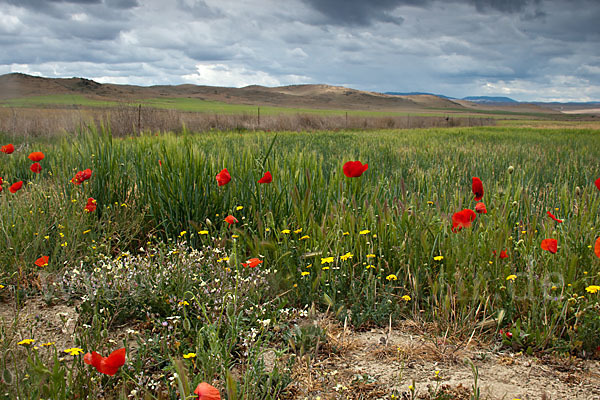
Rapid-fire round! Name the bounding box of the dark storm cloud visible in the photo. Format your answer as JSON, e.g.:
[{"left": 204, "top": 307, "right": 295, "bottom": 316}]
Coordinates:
[
  {"left": 299, "top": 0, "right": 413, "bottom": 26},
  {"left": 299, "top": 0, "right": 545, "bottom": 26},
  {"left": 467, "top": 0, "right": 541, "bottom": 14}
]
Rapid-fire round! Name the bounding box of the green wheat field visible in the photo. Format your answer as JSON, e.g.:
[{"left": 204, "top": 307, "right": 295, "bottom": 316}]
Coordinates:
[{"left": 1, "top": 122, "right": 600, "bottom": 398}]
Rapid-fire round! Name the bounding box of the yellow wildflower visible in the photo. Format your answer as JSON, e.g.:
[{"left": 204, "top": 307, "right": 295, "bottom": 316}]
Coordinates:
[
  {"left": 294, "top": 228, "right": 302, "bottom": 234},
  {"left": 366, "top": 265, "right": 375, "bottom": 269},
  {"left": 82, "top": 229, "right": 91, "bottom": 234},
  {"left": 366, "top": 254, "right": 375, "bottom": 258},
  {"left": 506, "top": 274, "right": 517, "bottom": 281},
  {"left": 178, "top": 300, "right": 190, "bottom": 306},
  {"left": 322, "top": 266, "right": 330, "bottom": 271},
  {"left": 179, "top": 231, "right": 187, "bottom": 237},
  {"left": 359, "top": 229, "right": 370, "bottom": 235},
  {"left": 281, "top": 229, "right": 291, "bottom": 234},
  {"left": 299, "top": 235, "right": 310, "bottom": 240},
  {"left": 301, "top": 271, "right": 310, "bottom": 276},
  {"left": 386, "top": 274, "right": 397, "bottom": 281},
  {"left": 433, "top": 256, "right": 444, "bottom": 261},
  {"left": 198, "top": 230, "right": 209, "bottom": 235},
  {"left": 340, "top": 252, "right": 353, "bottom": 261},
  {"left": 18, "top": 339, "right": 35, "bottom": 346},
  {"left": 321, "top": 256, "right": 334, "bottom": 264},
  {"left": 232, "top": 234, "right": 239, "bottom": 238},
  {"left": 41, "top": 342, "right": 55, "bottom": 347},
  {"left": 64, "top": 348, "right": 84, "bottom": 356},
  {"left": 236, "top": 206, "right": 243, "bottom": 211},
  {"left": 342, "top": 232, "right": 349, "bottom": 236},
  {"left": 585, "top": 285, "right": 600, "bottom": 294},
  {"left": 183, "top": 352, "right": 196, "bottom": 359},
  {"left": 401, "top": 295, "right": 411, "bottom": 301}
]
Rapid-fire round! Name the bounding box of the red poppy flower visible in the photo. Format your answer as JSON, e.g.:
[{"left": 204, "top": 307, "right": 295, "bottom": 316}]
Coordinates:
[
  {"left": 194, "top": 382, "right": 221, "bottom": 400},
  {"left": 83, "top": 348, "right": 126, "bottom": 376},
  {"left": 216, "top": 168, "right": 231, "bottom": 186},
  {"left": 224, "top": 215, "right": 238, "bottom": 225},
  {"left": 85, "top": 197, "right": 97, "bottom": 213},
  {"left": 499, "top": 329, "right": 513, "bottom": 339},
  {"left": 258, "top": 171, "right": 272, "bottom": 184},
  {"left": 34, "top": 256, "right": 49, "bottom": 267},
  {"left": 9, "top": 181, "right": 23, "bottom": 193},
  {"left": 158, "top": 159, "right": 162, "bottom": 167},
  {"left": 1, "top": 144, "right": 15, "bottom": 154},
  {"left": 242, "top": 258, "right": 263, "bottom": 268},
  {"left": 493, "top": 250, "right": 508, "bottom": 259},
  {"left": 475, "top": 202, "right": 487, "bottom": 214},
  {"left": 472, "top": 177, "right": 484, "bottom": 201},
  {"left": 595, "top": 177, "right": 600, "bottom": 191},
  {"left": 28, "top": 151, "right": 44, "bottom": 162},
  {"left": 546, "top": 211, "right": 562, "bottom": 223},
  {"left": 343, "top": 161, "right": 369, "bottom": 178},
  {"left": 595, "top": 237, "right": 600, "bottom": 259},
  {"left": 71, "top": 168, "right": 93, "bottom": 185},
  {"left": 451, "top": 209, "right": 476, "bottom": 232},
  {"left": 30, "top": 162, "right": 42, "bottom": 173},
  {"left": 541, "top": 238, "right": 558, "bottom": 254}
]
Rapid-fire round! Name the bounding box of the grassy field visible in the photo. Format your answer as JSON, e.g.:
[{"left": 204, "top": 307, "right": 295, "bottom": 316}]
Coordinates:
[
  {"left": 0, "top": 125, "right": 599, "bottom": 399},
  {"left": 2, "top": 93, "right": 528, "bottom": 119}
]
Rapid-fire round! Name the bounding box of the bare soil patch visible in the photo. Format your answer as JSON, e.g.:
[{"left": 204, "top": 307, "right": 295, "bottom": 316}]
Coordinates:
[
  {"left": 288, "top": 320, "right": 600, "bottom": 400},
  {"left": 2, "top": 298, "right": 599, "bottom": 399}
]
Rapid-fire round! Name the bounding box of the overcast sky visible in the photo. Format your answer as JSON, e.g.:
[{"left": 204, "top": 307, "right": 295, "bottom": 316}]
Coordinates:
[{"left": 0, "top": 0, "right": 599, "bottom": 101}]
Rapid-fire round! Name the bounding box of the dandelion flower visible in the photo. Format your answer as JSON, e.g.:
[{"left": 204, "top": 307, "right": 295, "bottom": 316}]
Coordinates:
[
  {"left": 18, "top": 339, "right": 35, "bottom": 346},
  {"left": 359, "top": 229, "right": 370, "bottom": 235},
  {"left": 386, "top": 274, "right": 397, "bottom": 281},
  {"left": 183, "top": 352, "right": 196, "bottom": 359},
  {"left": 506, "top": 274, "right": 517, "bottom": 281},
  {"left": 321, "top": 256, "right": 334, "bottom": 264},
  {"left": 340, "top": 252, "right": 353, "bottom": 261},
  {"left": 401, "top": 295, "right": 411, "bottom": 301},
  {"left": 433, "top": 256, "right": 444, "bottom": 261}
]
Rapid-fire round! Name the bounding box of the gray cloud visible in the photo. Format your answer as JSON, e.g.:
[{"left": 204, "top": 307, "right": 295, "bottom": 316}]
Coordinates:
[{"left": 0, "top": 0, "right": 598, "bottom": 101}]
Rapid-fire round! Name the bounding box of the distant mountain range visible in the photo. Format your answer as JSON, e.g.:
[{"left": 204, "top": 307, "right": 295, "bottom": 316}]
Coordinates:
[
  {"left": 462, "top": 96, "right": 518, "bottom": 104},
  {"left": 386, "top": 92, "right": 520, "bottom": 103},
  {"left": 385, "top": 92, "right": 599, "bottom": 106}
]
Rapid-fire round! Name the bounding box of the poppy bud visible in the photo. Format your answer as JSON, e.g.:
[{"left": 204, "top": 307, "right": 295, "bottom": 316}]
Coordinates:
[
  {"left": 507, "top": 166, "right": 514, "bottom": 174},
  {"left": 575, "top": 186, "right": 581, "bottom": 197}
]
